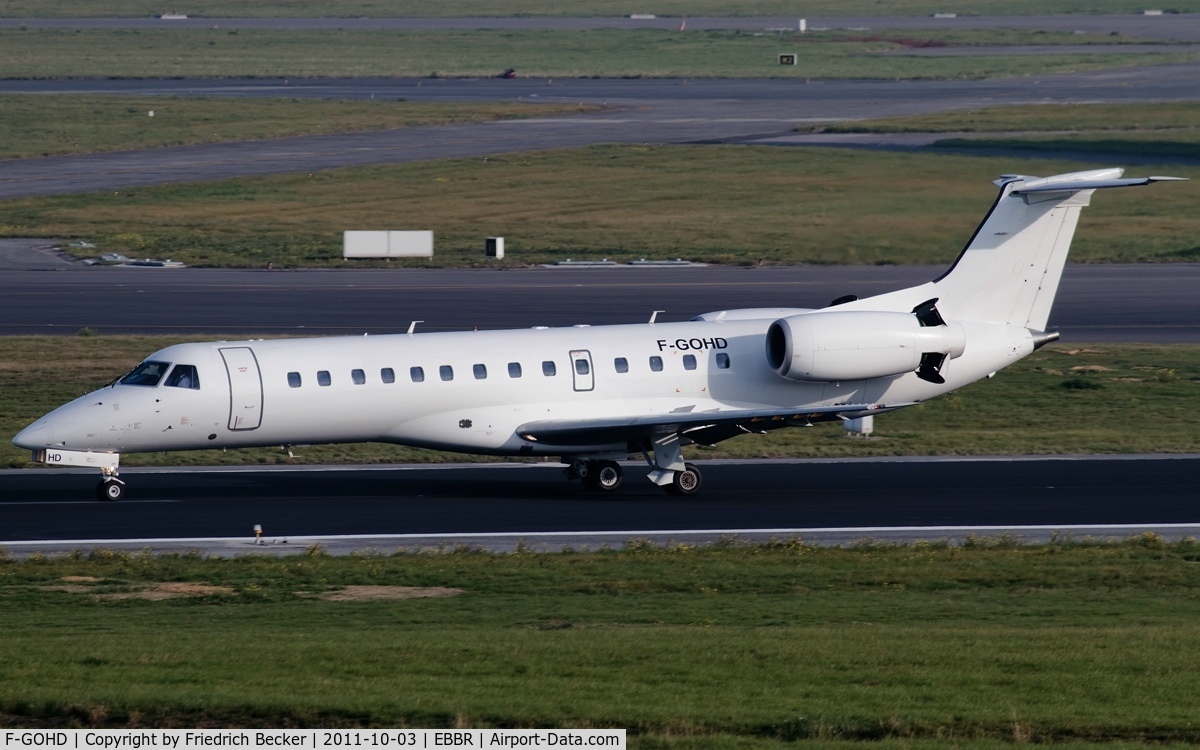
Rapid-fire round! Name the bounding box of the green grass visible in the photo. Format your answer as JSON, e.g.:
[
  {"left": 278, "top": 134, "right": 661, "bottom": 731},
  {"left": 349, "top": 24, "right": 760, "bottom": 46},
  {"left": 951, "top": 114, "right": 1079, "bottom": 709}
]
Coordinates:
[
  {"left": 796, "top": 101, "right": 1200, "bottom": 159},
  {"left": 0, "top": 28, "right": 1192, "bottom": 80},
  {"left": 3, "top": 145, "right": 1198, "bottom": 267},
  {"left": 0, "top": 96, "right": 599, "bottom": 160},
  {"left": 5, "top": 0, "right": 1200, "bottom": 17},
  {"left": 799, "top": 101, "right": 1200, "bottom": 134},
  {"left": 2, "top": 539, "right": 1200, "bottom": 741},
  {"left": 4, "top": 337, "right": 1199, "bottom": 469}
]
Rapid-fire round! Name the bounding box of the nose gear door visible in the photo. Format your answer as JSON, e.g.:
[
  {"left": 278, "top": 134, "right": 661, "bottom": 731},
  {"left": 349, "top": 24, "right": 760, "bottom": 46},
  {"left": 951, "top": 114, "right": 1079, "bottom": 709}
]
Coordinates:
[{"left": 220, "top": 347, "right": 263, "bottom": 430}]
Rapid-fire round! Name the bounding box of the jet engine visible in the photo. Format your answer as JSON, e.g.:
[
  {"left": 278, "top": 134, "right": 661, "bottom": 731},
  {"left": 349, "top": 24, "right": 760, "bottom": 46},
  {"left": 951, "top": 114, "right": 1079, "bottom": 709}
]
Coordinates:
[{"left": 765, "top": 300, "right": 966, "bottom": 384}]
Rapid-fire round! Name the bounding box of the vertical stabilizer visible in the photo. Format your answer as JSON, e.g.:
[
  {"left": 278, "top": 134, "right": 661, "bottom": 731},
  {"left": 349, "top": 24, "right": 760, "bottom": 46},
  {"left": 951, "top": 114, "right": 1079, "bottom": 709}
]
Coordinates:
[{"left": 929, "top": 169, "right": 1181, "bottom": 330}]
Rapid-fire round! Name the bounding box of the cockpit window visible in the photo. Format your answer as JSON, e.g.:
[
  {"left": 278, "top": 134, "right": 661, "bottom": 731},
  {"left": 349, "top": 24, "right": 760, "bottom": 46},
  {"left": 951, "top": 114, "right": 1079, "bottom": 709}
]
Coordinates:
[
  {"left": 119, "top": 360, "right": 171, "bottom": 387},
  {"left": 165, "top": 364, "right": 200, "bottom": 390}
]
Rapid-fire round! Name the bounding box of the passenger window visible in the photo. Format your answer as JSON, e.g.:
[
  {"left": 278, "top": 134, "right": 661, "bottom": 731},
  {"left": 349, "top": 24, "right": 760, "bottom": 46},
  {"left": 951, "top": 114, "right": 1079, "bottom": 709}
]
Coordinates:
[
  {"left": 649, "top": 356, "right": 664, "bottom": 372},
  {"left": 508, "top": 362, "right": 522, "bottom": 378},
  {"left": 119, "top": 360, "right": 171, "bottom": 387},
  {"left": 440, "top": 365, "right": 454, "bottom": 382},
  {"left": 287, "top": 372, "right": 302, "bottom": 388},
  {"left": 473, "top": 364, "right": 487, "bottom": 380},
  {"left": 614, "top": 357, "right": 629, "bottom": 374},
  {"left": 410, "top": 366, "right": 425, "bottom": 383},
  {"left": 683, "top": 354, "right": 697, "bottom": 371},
  {"left": 165, "top": 364, "right": 200, "bottom": 389},
  {"left": 352, "top": 368, "right": 366, "bottom": 385},
  {"left": 317, "top": 370, "right": 331, "bottom": 387},
  {"left": 542, "top": 361, "right": 557, "bottom": 377},
  {"left": 716, "top": 353, "right": 731, "bottom": 369},
  {"left": 381, "top": 367, "right": 395, "bottom": 384},
  {"left": 575, "top": 358, "right": 590, "bottom": 376}
]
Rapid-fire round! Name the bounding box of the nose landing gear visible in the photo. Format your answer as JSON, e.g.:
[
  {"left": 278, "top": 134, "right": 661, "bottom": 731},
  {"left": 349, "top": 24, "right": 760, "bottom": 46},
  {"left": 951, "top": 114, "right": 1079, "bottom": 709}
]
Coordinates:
[{"left": 96, "top": 467, "right": 126, "bottom": 501}]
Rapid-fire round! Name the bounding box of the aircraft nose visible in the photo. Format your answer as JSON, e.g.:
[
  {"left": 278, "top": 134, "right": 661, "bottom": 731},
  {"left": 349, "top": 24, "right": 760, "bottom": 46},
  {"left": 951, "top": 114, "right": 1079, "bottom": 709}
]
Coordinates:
[{"left": 13, "top": 418, "right": 54, "bottom": 450}]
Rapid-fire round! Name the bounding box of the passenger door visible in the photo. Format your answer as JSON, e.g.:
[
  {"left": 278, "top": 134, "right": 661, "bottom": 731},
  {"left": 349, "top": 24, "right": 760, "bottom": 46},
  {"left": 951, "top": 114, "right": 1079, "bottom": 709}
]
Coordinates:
[{"left": 220, "top": 347, "right": 263, "bottom": 430}]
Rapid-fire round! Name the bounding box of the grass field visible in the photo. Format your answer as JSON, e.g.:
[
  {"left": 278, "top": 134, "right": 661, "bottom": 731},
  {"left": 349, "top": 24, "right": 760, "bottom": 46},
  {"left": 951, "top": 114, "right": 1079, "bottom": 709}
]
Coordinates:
[
  {"left": 0, "top": 96, "right": 598, "bottom": 160},
  {"left": 3, "top": 337, "right": 1198, "bottom": 470},
  {"left": 0, "top": 27, "right": 1191, "bottom": 80},
  {"left": 797, "top": 101, "right": 1200, "bottom": 160},
  {"left": 2, "top": 538, "right": 1200, "bottom": 741},
  {"left": 3, "top": 146, "right": 1197, "bottom": 267},
  {"left": 5, "top": 0, "right": 1200, "bottom": 18},
  {"left": 799, "top": 101, "right": 1200, "bottom": 134}
]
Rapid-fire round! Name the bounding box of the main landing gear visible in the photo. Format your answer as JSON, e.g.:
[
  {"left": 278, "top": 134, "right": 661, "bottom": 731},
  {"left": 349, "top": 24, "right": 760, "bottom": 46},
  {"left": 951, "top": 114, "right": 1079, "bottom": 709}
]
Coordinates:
[
  {"left": 664, "top": 462, "right": 702, "bottom": 496},
  {"left": 96, "top": 467, "right": 126, "bottom": 501},
  {"left": 567, "top": 433, "right": 703, "bottom": 495},
  {"left": 570, "top": 459, "right": 625, "bottom": 492}
]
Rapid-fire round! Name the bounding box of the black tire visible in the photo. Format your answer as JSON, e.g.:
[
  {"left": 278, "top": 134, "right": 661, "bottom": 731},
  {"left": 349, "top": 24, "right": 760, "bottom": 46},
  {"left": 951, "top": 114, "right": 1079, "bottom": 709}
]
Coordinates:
[
  {"left": 594, "top": 461, "right": 623, "bottom": 491},
  {"left": 97, "top": 479, "right": 125, "bottom": 502},
  {"left": 666, "top": 463, "right": 702, "bottom": 496}
]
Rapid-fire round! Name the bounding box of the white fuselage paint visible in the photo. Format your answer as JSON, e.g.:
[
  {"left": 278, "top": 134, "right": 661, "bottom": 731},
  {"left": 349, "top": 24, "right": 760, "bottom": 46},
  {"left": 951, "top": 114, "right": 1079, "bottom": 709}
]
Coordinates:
[{"left": 15, "top": 315, "right": 1031, "bottom": 459}]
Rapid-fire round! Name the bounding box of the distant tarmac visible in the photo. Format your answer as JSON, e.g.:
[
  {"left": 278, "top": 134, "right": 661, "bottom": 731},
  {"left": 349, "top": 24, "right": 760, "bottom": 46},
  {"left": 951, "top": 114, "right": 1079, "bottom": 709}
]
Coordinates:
[
  {"left": 3, "top": 65, "right": 1200, "bottom": 199},
  {"left": 1, "top": 261, "right": 1198, "bottom": 343},
  {"left": 3, "top": 15, "right": 1200, "bottom": 41}
]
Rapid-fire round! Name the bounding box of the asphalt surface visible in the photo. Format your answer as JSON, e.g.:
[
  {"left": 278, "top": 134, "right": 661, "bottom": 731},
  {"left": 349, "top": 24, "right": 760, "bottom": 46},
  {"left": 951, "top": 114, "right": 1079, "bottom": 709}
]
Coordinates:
[
  {"left": 1, "top": 262, "right": 1197, "bottom": 342},
  {"left": 1, "top": 456, "right": 1197, "bottom": 554}
]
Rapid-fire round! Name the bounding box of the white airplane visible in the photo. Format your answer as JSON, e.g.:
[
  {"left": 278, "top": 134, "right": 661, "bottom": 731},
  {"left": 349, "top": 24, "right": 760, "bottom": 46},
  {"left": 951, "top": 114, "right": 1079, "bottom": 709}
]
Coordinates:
[{"left": 13, "top": 168, "right": 1183, "bottom": 500}]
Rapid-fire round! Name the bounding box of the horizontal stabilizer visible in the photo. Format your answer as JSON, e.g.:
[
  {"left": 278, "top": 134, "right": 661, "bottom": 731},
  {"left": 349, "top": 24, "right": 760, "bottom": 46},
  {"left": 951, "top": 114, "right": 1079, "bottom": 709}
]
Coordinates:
[{"left": 1012, "top": 175, "right": 1187, "bottom": 195}]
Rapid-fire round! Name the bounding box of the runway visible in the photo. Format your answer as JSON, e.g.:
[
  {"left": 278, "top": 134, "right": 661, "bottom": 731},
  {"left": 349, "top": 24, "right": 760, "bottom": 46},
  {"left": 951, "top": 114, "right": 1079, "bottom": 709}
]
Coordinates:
[
  {"left": 1, "top": 456, "right": 1197, "bottom": 554},
  {"left": 1, "top": 263, "right": 1198, "bottom": 342}
]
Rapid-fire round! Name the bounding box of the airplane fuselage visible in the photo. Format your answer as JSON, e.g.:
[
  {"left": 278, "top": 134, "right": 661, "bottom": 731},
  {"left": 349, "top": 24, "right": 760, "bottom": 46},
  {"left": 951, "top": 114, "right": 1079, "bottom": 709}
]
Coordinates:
[{"left": 16, "top": 312, "right": 1031, "bottom": 459}]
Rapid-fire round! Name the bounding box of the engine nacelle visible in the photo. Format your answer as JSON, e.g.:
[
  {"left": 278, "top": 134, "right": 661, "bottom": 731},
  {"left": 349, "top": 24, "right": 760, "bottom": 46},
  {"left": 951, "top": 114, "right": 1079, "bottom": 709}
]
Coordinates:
[{"left": 766, "top": 311, "right": 966, "bottom": 382}]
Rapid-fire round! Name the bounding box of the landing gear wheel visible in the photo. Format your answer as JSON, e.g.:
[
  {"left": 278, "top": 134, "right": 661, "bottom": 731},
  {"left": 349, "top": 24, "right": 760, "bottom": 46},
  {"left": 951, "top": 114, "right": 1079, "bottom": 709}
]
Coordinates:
[
  {"left": 665, "top": 463, "right": 702, "bottom": 496},
  {"left": 593, "top": 460, "right": 623, "bottom": 491},
  {"left": 96, "top": 478, "right": 126, "bottom": 502},
  {"left": 582, "top": 460, "right": 623, "bottom": 492}
]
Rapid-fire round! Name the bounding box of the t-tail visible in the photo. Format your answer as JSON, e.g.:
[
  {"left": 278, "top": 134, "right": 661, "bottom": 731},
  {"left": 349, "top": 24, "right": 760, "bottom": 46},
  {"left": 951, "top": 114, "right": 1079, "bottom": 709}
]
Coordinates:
[{"left": 843, "top": 168, "right": 1186, "bottom": 333}]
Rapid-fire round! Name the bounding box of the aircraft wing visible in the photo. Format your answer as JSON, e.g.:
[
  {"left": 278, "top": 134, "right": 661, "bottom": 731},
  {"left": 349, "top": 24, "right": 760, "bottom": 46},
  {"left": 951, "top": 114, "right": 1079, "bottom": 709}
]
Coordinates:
[{"left": 515, "top": 402, "right": 912, "bottom": 448}]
